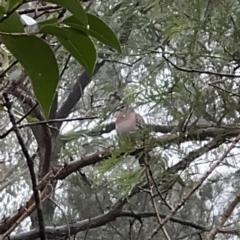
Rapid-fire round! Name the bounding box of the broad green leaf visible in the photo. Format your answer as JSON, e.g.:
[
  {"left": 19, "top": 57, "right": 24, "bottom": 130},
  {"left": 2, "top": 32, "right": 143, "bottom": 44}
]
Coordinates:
[
  {"left": 0, "top": 12, "right": 24, "bottom": 33},
  {"left": 38, "top": 17, "right": 58, "bottom": 28},
  {"left": 0, "top": 6, "right": 6, "bottom": 20},
  {"left": 62, "top": 14, "right": 121, "bottom": 53},
  {"left": 42, "top": 0, "right": 87, "bottom": 26},
  {"left": 40, "top": 25, "right": 69, "bottom": 38},
  {"left": 58, "top": 28, "right": 96, "bottom": 76},
  {"left": 1, "top": 36, "right": 59, "bottom": 118},
  {"left": 41, "top": 26, "right": 96, "bottom": 76},
  {"left": 8, "top": 0, "right": 23, "bottom": 11}
]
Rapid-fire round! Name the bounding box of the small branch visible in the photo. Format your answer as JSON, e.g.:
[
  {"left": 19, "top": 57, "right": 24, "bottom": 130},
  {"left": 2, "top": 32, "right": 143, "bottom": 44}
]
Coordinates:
[
  {"left": 60, "top": 54, "right": 71, "bottom": 78},
  {"left": 17, "top": 5, "right": 61, "bottom": 14},
  {"left": 208, "top": 83, "right": 240, "bottom": 97},
  {"left": 205, "top": 192, "right": 240, "bottom": 240},
  {"left": 3, "top": 93, "right": 46, "bottom": 240},
  {"left": 162, "top": 53, "right": 240, "bottom": 78},
  {"left": 168, "top": 137, "right": 225, "bottom": 174},
  {"left": 120, "top": 211, "right": 240, "bottom": 234},
  {"left": 18, "top": 116, "right": 98, "bottom": 129},
  {"left": 0, "top": 60, "right": 18, "bottom": 78},
  {"left": 145, "top": 164, "right": 171, "bottom": 240},
  {"left": 0, "top": 116, "right": 97, "bottom": 139},
  {"left": 49, "top": 198, "right": 71, "bottom": 239},
  {"left": 147, "top": 162, "right": 172, "bottom": 210}
]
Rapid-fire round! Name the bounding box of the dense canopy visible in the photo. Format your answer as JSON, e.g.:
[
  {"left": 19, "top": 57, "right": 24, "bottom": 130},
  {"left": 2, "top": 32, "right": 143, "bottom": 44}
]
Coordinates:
[{"left": 0, "top": 0, "right": 240, "bottom": 240}]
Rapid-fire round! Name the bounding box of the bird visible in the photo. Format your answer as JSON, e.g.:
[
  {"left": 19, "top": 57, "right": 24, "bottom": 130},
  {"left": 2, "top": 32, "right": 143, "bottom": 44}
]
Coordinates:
[{"left": 115, "top": 105, "right": 151, "bottom": 165}]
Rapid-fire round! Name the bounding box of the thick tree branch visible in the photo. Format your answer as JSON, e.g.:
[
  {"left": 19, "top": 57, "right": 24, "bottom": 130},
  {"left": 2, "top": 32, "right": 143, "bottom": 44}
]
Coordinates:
[
  {"left": 168, "top": 137, "right": 226, "bottom": 173},
  {"left": 56, "top": 61, "right": 105, "bottom": 130},
  {"left": 9, "top": 209, "right": 240, "bottom": 240},
  {"left": 77, "top": 121, "right": 239, "bottom": 140},
  {"left": 84, "top": 122, "right": 175, "bottom": 137}
]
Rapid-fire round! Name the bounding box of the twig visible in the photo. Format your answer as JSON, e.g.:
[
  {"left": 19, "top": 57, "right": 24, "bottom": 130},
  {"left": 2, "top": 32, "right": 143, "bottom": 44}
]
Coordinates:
[
  {"left": 84, "top": 216, "right": 91, "bottom": 240},
  {"left": 18, "top": 116, "right": 98, "bottom": 129},
  {"left": 17, "top": 5, "right": 61, "bottom": 14},
  {"left": 3, "top": 93, "right": 46, "bottom": 240},
  {"left": 60, "top": 54, "right": 71, "bottom": 78},
  {"left": 49, "top": 198, "right": 71, "bottom": 239},
  {"left": 162, "top": 53, "right": 240, "bottom": 78},
  {"left": 0, "top": 114, "right": 98, "bottom": 139},
  {"left": 0, "top": 60, "right": 18, "bottom": 78},
  {"left": 205, "top": 192, "right": 240, "bottom": 240},
  {"left": 128, "top": 219, "right": 135, "bottom": 240},
  {"left": 145, "top": 156, "right": 172, "bottom": 210},
  {"left": 17, "top": 103, "right": 39, "bottom": 123},
  {"left": 145, "top": 164, "right": 171, "bottom": 240},
  {"left": 0, "top": 103, "right": 38, "bottom": 139},
  {"left": 145, "top": 132, "right": 240, "bottom": 240},
  {"left": 208, "top": 83, "right": 240, "bottom": 97}
]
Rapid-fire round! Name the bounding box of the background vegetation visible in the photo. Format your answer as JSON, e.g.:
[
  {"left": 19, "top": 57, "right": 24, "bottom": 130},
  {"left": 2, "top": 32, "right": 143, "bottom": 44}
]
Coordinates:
[{"left": 0, "top": 0, "right": 240, "bottom": 239}]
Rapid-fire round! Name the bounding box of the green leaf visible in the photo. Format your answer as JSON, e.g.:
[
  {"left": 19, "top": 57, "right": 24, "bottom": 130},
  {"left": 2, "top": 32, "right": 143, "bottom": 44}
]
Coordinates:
[
  {"left": 40, "top": 25, "right": 69, "bottom": 38},
  {"left": 38, "top": 17, "right": 58, "bottom": 28},
  {"left": 62, "top": 14, "right": 122, "bottom": 53},
  {"left": 8, "top": 0, "right": 23, "bottom": 11},
  {"left": 42, "top": 0, "right": 87, "bottom": 26},
  {"left": 42, "top": 26, "right": 96, "bottom": 76},
  {"left": 59, "top": 28, "right": 96, "bottom": 76},
  {"left": 40, "top": 26, "right": 96, "bottom": 75},
  {"left": 0, "top": 12, "right": 24, "bottom": 33},
  {"left": 26, "top": 116, "right": 39, "bottom": 123},
  {"left": 0, "top": 6, "right": 6, "bottom": 20},
  {"left": 1, "top": 36, "right": 59, "bottom": 118},
  {"left": 58, "top": 29, "right": 97, "bottom": 76}
]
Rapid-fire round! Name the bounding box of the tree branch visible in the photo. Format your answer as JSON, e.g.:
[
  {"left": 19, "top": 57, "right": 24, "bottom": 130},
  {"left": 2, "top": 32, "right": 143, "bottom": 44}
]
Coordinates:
[
  {"left": 3, "top": 93, "right": 46, "bottom": 240},
  {"left": 56, "top": 61, "right": 105, "bottom": 129},
  {"left": 205, "top": 192, "right": 240, "bottom": 240},
  {"left": 168, "top": 137, "right": 226, "bottom": 173},
  {"left": 9, "top": 209, "right": 240, "bottom": 240},
  {"left": 162, "top": 53, "right": 240, "bottom": 78}
]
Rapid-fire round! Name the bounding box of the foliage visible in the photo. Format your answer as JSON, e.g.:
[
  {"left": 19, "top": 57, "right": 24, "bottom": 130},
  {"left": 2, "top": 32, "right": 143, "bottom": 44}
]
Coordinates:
[
  {"left": 0, "top": 0, "right": 121, "bottom": 118},
  {"left": 1, "top": 0, "right": 240, "bottom": 240}
]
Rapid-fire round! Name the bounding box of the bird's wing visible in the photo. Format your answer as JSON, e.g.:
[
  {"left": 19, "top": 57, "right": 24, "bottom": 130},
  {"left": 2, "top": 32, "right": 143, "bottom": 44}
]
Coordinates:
[{"left": 135, "top": 113, "right": 145, "bottom": 129}]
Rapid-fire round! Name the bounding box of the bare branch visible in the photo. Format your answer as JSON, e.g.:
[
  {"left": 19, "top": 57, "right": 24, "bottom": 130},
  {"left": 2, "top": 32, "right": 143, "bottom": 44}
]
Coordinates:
[
  {"left": 9, "top": 209, "right": 240, "bottom": 240},
  {"left": 3, "top": 93, "right": 46, "bottom": 240},
  {"left": 9, "top": 194, "right": 127, "bottom": 240},
  {"left": 162, "top": 52, "right": 240, "bottom": 78}
]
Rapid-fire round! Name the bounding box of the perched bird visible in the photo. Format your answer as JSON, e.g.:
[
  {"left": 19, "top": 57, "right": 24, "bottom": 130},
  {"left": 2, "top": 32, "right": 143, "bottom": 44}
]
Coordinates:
[{"left": 115, "top": 105, "right": 150, "bottom": 165}]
